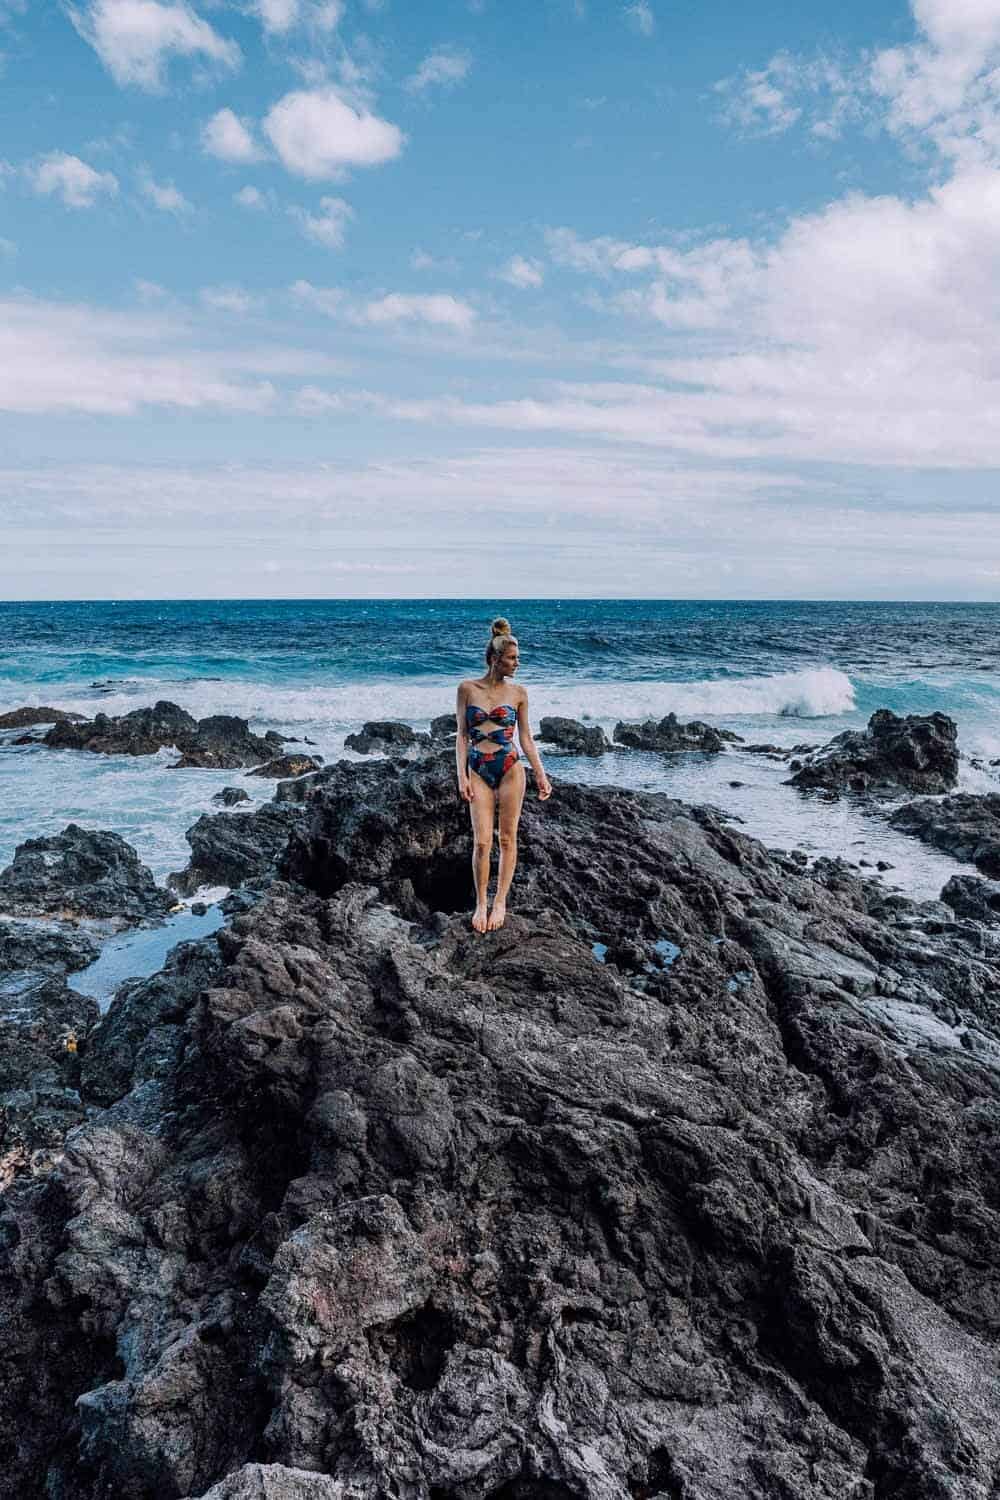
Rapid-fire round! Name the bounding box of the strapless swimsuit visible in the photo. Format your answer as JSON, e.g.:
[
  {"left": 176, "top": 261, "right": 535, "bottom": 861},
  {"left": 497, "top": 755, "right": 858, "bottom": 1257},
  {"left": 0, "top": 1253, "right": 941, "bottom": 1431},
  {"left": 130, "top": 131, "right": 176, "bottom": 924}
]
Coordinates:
[{"left": 466, "top": 703, "right": 520, "bottom": 791}]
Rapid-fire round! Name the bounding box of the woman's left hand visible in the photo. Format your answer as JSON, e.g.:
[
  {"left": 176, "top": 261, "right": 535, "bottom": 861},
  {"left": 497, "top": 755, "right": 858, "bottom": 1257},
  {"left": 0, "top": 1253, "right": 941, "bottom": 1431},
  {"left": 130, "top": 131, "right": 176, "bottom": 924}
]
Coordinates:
[{"left": 536, "top": 775, "right": 552, "bottom": 801}]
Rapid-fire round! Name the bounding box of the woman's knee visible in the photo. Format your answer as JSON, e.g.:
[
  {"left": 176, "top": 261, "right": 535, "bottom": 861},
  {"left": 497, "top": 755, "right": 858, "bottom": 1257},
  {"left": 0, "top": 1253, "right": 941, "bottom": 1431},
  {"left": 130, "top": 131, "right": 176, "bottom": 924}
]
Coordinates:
[{"left": 498, "top": 829, "right": 517, "bottom": 853}]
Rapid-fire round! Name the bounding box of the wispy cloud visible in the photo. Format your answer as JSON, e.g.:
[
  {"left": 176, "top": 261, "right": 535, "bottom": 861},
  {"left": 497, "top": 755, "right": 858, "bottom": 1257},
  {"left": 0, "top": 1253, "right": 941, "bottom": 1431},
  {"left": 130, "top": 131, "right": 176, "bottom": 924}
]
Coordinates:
[
  {"left": 624, "top": 1, "right": 654, "bottom": 38},
  {"left": 69, "top": 0, "right": 241, "bottom": 91},
  {"left": 291, "top": 278, "right": 476, "bottom": 330},
  {"left": 290, "top": 194, "right": 354, "bottom": 247},
  {"left": 28, "top": 151, "right": 119, "bottom": 208},
  {"left": 405, "top": 48, "right": 471, "bottom": 93},
  {"left": 139, "top": 168, "right": 192, "bottom": 213},
  {"left": 499, "top": 255, "right": 544, "bottom": 288},
  {"left": 202, "top": 108, "right": 263, "bottom": 163}
]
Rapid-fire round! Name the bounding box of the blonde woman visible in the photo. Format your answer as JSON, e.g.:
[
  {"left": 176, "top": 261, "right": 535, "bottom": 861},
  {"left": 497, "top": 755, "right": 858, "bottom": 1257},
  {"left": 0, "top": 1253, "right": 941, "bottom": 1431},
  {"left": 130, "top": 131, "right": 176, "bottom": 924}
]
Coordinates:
[{"left": 456, "top": 617, "right": 552, "bottom": 932}]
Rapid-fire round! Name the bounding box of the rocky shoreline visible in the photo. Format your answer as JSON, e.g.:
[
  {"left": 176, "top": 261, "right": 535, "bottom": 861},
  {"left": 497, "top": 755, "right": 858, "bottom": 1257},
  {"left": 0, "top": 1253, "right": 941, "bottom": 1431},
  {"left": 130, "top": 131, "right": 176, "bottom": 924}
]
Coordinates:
[{"left": 3, "top": 706, "right": 1000, "bottom": 1496}]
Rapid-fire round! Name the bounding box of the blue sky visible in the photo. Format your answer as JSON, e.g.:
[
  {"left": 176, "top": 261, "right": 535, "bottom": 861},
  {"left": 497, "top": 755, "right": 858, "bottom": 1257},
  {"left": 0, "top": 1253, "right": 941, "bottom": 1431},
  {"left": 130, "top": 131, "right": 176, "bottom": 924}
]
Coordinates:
[{"left": 1, "top": 0, "right": 999, "bottom": 598}]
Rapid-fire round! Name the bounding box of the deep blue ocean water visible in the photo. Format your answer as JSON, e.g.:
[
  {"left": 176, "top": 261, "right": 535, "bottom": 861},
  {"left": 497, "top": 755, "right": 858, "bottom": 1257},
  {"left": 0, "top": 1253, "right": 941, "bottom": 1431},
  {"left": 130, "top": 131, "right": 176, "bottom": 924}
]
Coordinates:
[{"left": 2, "top": 599, "right": 999, "bottom": 902}]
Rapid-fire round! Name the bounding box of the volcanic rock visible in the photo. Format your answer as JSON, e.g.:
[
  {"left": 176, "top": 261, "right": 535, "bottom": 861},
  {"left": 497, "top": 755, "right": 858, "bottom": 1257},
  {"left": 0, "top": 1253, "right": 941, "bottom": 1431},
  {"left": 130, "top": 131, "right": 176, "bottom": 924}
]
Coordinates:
[
  {"left": 213, "top": 787, "right": 251, "bottom": 807},
  {"left": 890, "top": 793, "right": 1000, "bottom": 876},
  {"left": 538, "top": 715, "right": 610, "bottom": 755},
  {"left": 0, "top": 825, "right": 171, "bottom": 924},
  {"left": 168, "top": 805, "right": 308, "bottom": 896},
  {"left": 612, "top": 711, "right": 740, "bottom": 753},
  {"left": 0, "top": 919, "right": 99, "bottom": 974},
  {"left": 345, "top": 721, "right": 432, "bottom": 755},
  {"left": 940, "top": 874, "right": 1000, "bottom": 923},
  {"left": 791, "top": 709, "right": 959, "bottom": 795},
  {"left": 43, "top": 700, "right": 282, "bottom": 771},
  {"left": 248, "top": 755, "right": 322, "bottom": 780},
  {"left": 429, "top": 713, "right": 457, "bottom": 740},
  {"left": 0, "top": 706, "right": 85, "bottom": 729},
  {"left": 7, "top": 757, "right": 1000, "bottom": 1496}
]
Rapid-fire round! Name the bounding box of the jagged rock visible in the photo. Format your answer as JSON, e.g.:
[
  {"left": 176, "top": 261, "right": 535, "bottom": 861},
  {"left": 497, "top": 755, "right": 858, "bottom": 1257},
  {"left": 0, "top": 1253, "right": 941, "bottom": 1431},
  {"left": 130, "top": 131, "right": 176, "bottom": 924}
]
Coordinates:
[
  {"left": 42, "top": 700, "right": 282, "bottom": 771},
  {"left": 168, "top": 805, "right": 307, "bottom": 896},
  {"left": 0, "top": 919, "right": 99, "bottom": 974},
  {"left": 429, "top": 713, "right": 457, "bottom": 740},
  {"left": 213, "top": 787, "right": 251, "bottom": 807},
  {"left": 538, "top": 715, "right": 610, "bottom": 755},
  {"left": 0, "top": 825, "right": 171, "bottom": 923},
  {"left": 791, "top": 709, "right": 959, "bottom": 795},
  {"left": 8, "top": 758, "right": 1000, "bottom": 1496},
  {"left": 45, "top": 700, "right": 199, "bottom": 755},
  {"left": 612, "top": 711, "right": 741, "bottom": 753},
  {"left": 940, "top": 874, "right": 1000, "bottom": 923},
  {"left": 890, "top": 793, "right": 1000, "bottom": 876},
  {"left": 170, "top": 716, "right": 283, "bottom": 771},
  {"left": 248, "top": 756, "right": 322, "bottom": 780},
  {"left": 0, "top": 706, "right": 85, "bottom": 729},
  {"left": 345, "top": 721, "right": 432, "bottom": 756}
]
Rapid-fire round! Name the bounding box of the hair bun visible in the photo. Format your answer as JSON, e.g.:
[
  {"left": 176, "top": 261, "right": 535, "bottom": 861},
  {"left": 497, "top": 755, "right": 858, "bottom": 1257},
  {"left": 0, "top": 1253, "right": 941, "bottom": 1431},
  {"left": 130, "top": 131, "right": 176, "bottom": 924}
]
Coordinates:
[{"left": 491, "top": 616, "right": 512, "bottom": 636}]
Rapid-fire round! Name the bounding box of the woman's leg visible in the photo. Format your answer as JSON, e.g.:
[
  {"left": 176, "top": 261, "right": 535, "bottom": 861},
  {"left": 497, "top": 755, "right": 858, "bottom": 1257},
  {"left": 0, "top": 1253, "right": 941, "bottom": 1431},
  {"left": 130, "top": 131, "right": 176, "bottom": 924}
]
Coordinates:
[
  {"left": 468, "top": 771, "right": 496, "bottom": 932},
  {"left": 488, "top": 762, "right": 526, "bottom": 929}
]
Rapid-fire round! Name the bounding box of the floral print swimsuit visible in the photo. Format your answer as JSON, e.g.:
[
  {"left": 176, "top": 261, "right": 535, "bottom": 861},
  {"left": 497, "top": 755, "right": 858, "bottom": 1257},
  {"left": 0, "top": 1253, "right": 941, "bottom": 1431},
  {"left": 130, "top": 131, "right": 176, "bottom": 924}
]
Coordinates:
[{"left": 466, "top": 702, "right": 520, "bottom": 791}]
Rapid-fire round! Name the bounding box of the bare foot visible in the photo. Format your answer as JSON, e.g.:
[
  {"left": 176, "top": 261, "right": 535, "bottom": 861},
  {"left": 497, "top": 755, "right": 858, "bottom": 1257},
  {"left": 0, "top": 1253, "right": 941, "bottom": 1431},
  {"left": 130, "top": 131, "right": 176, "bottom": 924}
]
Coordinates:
[
  {"left": 487, "top": 899, "right": 507, "bottom": 930},
  {"left": 471, "top": 903, "right": 489, "bottom": 933}
]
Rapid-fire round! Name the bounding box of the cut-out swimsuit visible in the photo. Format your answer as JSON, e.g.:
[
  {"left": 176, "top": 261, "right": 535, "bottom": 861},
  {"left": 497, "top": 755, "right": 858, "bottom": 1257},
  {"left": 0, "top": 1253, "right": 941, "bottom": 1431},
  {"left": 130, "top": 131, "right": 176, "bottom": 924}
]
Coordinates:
[{"left": 466, "top": 703, "right": 520, "bottom": 791}]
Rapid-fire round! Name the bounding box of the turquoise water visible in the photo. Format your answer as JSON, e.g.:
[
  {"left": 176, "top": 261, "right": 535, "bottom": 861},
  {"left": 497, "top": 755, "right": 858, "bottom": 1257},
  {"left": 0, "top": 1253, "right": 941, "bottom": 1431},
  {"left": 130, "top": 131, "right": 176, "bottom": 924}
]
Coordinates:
[{"left": 1, "top": 599, "right": 998, "bottom": 900}]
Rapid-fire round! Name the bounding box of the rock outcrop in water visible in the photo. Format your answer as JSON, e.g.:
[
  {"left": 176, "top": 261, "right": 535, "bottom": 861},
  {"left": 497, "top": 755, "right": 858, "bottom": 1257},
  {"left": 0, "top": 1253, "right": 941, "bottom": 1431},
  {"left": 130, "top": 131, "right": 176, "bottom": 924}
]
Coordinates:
[
  {"left": 43, "top": 701, "right": 284, "bottom": 770},
  {"left": 0, "top": 824, "right": 172, "bottom": 924},
  {"left": 5, "top": 757, "right": 1000, "bottom": 1497},
  {"left": 0, "top": 706, "right": 85, "bottom": 730},
  {"left": 890, "top": 792, "right": 1000, "bottom": 876},
  {"left": 790, "top": 709, "right": 959, "bottom": 796},
  {"left": 612, "top": 713, "right": 740, "bottom": 754},
  {"left": 538, "top": 716, "right": 611, "bottom": 756},
  {"left": 345, "top": 722, "right": 432, "bottom": 756}
]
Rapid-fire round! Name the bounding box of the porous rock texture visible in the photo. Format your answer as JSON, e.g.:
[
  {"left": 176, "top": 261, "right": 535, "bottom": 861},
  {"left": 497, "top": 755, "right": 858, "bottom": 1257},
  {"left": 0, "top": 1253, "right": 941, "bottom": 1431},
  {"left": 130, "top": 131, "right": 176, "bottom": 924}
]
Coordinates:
[
  {"left": 890, "top": 793, "right": 1000, "bottom": 878},
  {"left": 43, "top": 700, "right": 284, "bottom": 771},
  {"left": 249, "top": 756, "right": 324, "bottom": 781},
  {"left": 345, "top": 722, "right": 433, "bottom": 756},
  {"left": 0, "top": 824, "right": 172, "bottom": 923},
  {"left": 790, "top": 711, "right": 959, "bottom": 796},
  {"left": 4, "top": 758, "right": 1000, "bottom": 1497},
  {"left": 612, "top": 714, "right": 740, "bottom": 754},
  {"left": 538, "top": 716, "right": 611, "bottom": 756},
  {"left": 0, "top": 706, "right": 85, "bottom": 729}
]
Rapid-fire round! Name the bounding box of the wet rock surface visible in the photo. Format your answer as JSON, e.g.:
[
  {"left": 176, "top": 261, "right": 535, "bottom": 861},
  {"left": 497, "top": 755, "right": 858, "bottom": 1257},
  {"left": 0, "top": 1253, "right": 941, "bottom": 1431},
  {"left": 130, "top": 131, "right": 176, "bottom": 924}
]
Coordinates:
[
  {"left": 0, "top": 706, "right": 85, "bottom": 729},
  {"left": 538, "top": 715, "right": 611, "bottom": 755},
  {"left": 0, "top": 824, "right": 172, "bottom": 923},
  {"left": 42, "top": 700, "right": 283, "bottom": 770},
  {"left": 890, "top": 792, "right": 1000, "bottom": 877},
  {"left": 248, "top": 755, "right": 323, "bottom": 780},
  {"left": 790, "top": 709, "right": 959, "bottom": 796},
  {"left": 5, "top": 757, "right": 1000, "bottom": 1497},
  {"left": 612, "top": 712, "right": 741, "bottom": 753},
  {"left": 345, "top": 721, "right": 432, "bottom": 756},
  {"left": 214, "top": 787, "right": 252, "bottom": 807},
  {"left": 168, "top": 804, "right": 308, "bottom": 896}
]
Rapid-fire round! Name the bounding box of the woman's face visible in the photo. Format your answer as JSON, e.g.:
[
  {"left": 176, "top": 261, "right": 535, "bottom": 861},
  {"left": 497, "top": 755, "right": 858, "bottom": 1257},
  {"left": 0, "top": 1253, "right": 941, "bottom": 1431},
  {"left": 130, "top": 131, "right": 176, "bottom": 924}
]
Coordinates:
[{"left": 497, "top": 640, "right": 520, "bottom": 676}]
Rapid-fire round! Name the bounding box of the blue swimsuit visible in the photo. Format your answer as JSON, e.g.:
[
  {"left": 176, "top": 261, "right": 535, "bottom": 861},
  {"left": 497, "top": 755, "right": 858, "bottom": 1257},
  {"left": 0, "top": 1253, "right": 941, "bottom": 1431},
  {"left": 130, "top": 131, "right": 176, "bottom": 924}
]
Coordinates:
[{"left": 466, "top": 703, "right": 520, "bottom": 790}]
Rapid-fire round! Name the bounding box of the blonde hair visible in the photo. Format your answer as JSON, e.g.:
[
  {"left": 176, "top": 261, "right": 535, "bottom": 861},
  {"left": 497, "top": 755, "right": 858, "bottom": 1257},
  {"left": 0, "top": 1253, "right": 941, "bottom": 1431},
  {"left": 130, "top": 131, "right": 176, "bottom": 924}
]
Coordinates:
[{"left": 485, "top": 615, "right": 517, "bottom": 668}]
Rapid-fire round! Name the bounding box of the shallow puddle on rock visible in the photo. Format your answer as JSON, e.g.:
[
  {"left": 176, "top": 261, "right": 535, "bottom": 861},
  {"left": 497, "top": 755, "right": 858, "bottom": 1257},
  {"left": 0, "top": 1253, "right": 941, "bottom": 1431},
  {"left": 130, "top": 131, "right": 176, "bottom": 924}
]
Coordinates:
[{"left": 68, "top": 904, "right": 225, "bottom": 1012}]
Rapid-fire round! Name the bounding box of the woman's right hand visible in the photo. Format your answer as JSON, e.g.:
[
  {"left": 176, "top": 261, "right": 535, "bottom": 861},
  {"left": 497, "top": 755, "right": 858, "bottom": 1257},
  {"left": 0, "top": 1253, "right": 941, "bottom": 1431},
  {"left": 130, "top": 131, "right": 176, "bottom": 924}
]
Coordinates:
[{"left": 458, "top": 773, "right": 474, "bottom": 802}]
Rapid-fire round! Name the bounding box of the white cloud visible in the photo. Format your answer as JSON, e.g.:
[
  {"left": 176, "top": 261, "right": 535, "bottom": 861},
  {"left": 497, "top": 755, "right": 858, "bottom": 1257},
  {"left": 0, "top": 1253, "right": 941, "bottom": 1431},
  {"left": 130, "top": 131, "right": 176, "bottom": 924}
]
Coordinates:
[
  {"left": 715, "top": 51, "right": 866, "bottom": 139},
  {"left": 290, "top": 279, "right": 475, "bottom": 330},
  {"left": 500, "top": 255, "right": 544, "bottom": 288},
  {"left": 28, "top": 152, "right": 119, "bottom": 209},
  {"left": 139, "top": 170, "right": 192, "bottom": 213},
  {"left": 290, "top": 194, "right": 353, "bottom": 247},
  {"left": 202, "top": 108, "right": 262, "bottom": 164},
  {"left": 200, "top": 284, "right": 253, "bottom": 313},
  {"left": 0, "top": 236, "right": 15, "bottom": 257},
  {"left": 234, "top": 184, "right": 266, "bottom": 208},
  {"left": 134, "top": 278, "right": 167, "bottom": 299},
  {"left": 405, "top": 48, "right": 471, "bottom": 93},
  {"left": 69, "top": 0, "right": 241, "bottom": 91},
  {"left": 290, "top": 278, "right": 345, "bottom": 316},
  {"left": 624, "top": 1, "right": 654, "bottom": 37},
  {"left": 0, "top": 295, "right": 277, "bottom": 413},
  {"left": 411, "top": 247, "right": 459, "bottom": 272},
  {"left": 359, "top": 292, "right": 476, "bottom": 330},
  {"left": 262, "top": 87, "right": 404, "bottom": 179},
  {"left": 310, "top": 0, "right": 343, "bottom": 29},
  {"left": 254, "top": 0, "right": 298, "bottom": 33}
]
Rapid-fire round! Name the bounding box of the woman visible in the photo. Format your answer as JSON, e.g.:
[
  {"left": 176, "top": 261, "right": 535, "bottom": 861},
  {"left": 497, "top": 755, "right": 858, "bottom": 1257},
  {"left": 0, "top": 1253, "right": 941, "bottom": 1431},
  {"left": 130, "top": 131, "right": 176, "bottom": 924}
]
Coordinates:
[{"left": 456, "top": 617, "right": 552, "bottom": 932}]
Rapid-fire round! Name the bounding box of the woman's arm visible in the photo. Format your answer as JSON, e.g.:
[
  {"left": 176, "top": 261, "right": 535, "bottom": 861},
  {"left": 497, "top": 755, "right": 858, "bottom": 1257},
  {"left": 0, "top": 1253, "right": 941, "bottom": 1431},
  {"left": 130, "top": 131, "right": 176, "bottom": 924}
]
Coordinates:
[
  {"left": 516, "top": 690, "right": 552, "bottom": 800},
  {"left": 455, "top": 681, "right": 473, "bottom": 801}
]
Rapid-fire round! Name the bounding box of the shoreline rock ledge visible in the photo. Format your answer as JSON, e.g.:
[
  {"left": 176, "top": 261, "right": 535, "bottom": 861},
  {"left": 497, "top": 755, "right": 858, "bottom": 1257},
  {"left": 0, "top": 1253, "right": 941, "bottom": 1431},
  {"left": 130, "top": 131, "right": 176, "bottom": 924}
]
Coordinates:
[
  {"left": 5, "top": 757, "right": 1000, "bottom": 1497},
  {"left": 789, "top": 708, "right": 959, "bottom": 795}
]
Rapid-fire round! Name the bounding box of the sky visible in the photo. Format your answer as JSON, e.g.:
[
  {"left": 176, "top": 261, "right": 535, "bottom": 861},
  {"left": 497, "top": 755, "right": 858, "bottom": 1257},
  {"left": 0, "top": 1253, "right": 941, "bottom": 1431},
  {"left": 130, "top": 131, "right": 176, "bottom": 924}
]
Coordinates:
[{"left": 2, "top": 0, "right": 1000, "bottom": 599}]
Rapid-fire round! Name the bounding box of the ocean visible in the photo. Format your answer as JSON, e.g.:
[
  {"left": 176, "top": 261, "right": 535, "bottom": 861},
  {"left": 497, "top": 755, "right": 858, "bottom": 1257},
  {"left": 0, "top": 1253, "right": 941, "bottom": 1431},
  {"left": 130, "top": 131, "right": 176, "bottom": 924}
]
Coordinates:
[{"left": 2, "top": 598, "right": 998, "bottom": 903}]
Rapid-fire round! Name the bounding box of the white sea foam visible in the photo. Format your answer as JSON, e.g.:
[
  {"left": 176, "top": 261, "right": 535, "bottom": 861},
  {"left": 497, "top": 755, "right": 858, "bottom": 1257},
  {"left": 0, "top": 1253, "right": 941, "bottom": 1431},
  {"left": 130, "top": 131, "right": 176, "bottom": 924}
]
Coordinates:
[{"left": 0, "top": 665, "right": 857, "bottom": 735}]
